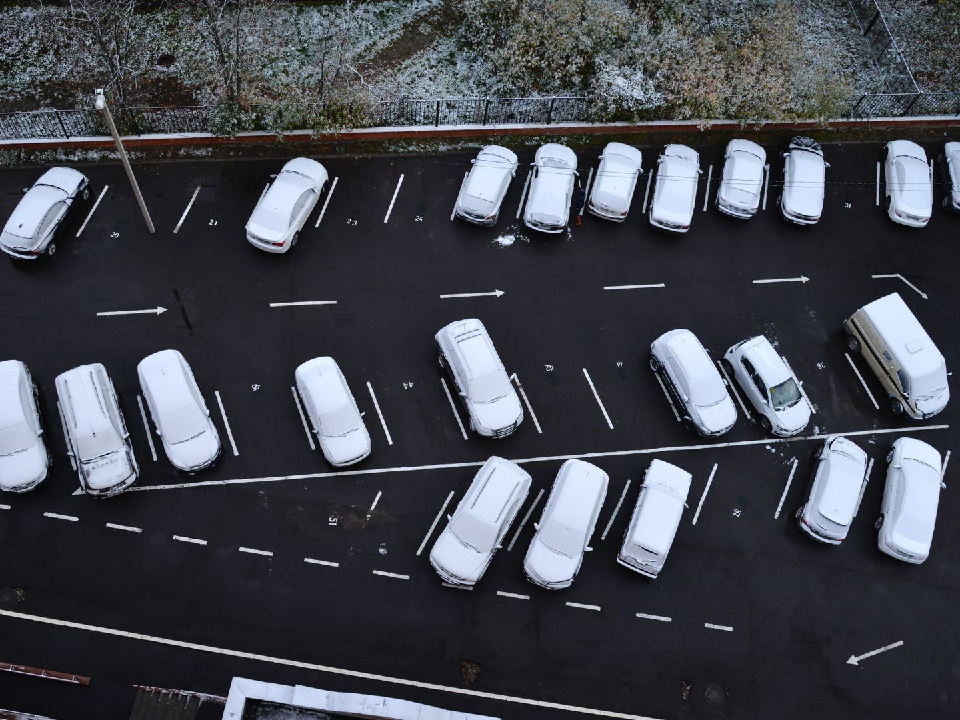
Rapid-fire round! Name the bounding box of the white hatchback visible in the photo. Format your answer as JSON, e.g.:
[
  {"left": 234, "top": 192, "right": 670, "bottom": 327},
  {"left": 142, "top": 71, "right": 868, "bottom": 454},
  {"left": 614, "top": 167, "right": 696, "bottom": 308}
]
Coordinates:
[
  {"left": 0, "top": 167, "right": 89, "bottom": 259},
  {"left": 455, "top": 146, "right": 518, "bottom": 226},
  {"left": 245, "top": 157, "right": 328, "bottom": 252},
  {"left": 523, "top": 459, "right": 609, "bottom": 590},
  {"left": 780, "top": 136, "right": 827, "bottom": 225},
  {"left": 649, "top": 144, "right": 700, "bottom": 233},
  {"left": 943, "top": 141, "right": 960, "bottom": 213},
  {"left": 523, "top": 143, "right": 578, "bottom": 233},
  {"left": 716, "top": 139, "right": 766, "bottom": 219},
  {"left": 724, "top": 336, "right": 811, "bottom": 437},
  {"left": 137, "top": 349, "right": 221, "bottom": 473},
  {"left": 295, "top": 357, "right": 371, "bottom": 467},
  {"left": 797, "top": 437, "right": 870, "bottom": 544},
  {"left": 883, "top": 140, "right": 932, "bottom": 227},
  {"left": 0, "top": 360, "right": 49, "bottom": 492},
  {"left": 877, "top": 437, "right": 941, "bottom": 564},
  {"left": 587, "top": 142, "right": 642, "bottom": 222}
]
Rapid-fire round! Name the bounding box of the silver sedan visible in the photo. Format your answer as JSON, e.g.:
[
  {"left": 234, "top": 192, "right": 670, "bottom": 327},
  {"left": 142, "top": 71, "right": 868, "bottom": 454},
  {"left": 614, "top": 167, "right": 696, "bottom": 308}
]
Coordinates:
[{"left": 1, "top": 167, "right": 89, "bottom": 259}]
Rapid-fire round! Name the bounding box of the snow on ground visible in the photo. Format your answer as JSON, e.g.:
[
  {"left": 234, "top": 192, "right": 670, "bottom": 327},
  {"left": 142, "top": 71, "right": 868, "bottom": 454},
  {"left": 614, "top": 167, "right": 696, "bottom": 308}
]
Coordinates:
[{"left": 874, "top": 0, "right": 960, "bottom": 91}]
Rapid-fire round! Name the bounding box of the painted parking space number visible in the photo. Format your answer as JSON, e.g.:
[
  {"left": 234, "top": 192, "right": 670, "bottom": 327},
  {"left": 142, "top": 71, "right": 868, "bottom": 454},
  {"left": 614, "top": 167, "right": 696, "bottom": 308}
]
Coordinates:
[
  {"left": 403, "top": 382, "right": 414, "bottom": 390},
  {"left": 209, "top": 219, "right": 218, "bottom": 226},
  {"left": 110, "top": 231, "right": 120, "bottom": 238},
  {"left": 346, "top": 218, "right": 358, "bottom": 226},
  {"left": 545, "top": 364, "right": 554, "bottom": 372}
]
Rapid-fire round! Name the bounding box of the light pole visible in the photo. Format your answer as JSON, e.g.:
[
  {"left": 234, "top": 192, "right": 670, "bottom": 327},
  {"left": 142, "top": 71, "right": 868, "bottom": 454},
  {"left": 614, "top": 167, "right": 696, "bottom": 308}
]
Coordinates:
[{"left": 95, "top": 89, "right": 155, "bottom": 234}]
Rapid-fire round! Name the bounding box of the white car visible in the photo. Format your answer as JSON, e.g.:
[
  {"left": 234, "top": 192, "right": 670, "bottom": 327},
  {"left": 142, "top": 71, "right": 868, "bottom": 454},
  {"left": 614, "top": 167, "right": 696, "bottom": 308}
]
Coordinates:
[
  {"left": 455, "top": 146, "right": 518, "bottom": 226},
  {"left": 1, "top": 167, "right": 89, "bottom": 259},
  {"left": 0, "top": 360, "right": 49, "bottom": 492},
  {"left": 883, "top": 140, "right": 932, "bottom": 227},
  {"left": 650, "top": 329, "right": 737, "bottom": 436},
  {"left": 649, "top": 144, "right": 700, "bottom": 233},
  {"left": 436, "top": 318, "right": 522, "bottom": 438},
  {"left": 587, "top": 142, "right": 642, "bottom": 221},
  {"left": 522, "top": 143, "right": 578, "bottom": 233},
  {"left": 716, "top": 139, "right": 766, "bottom": 219},
  {"left": 430, "top": 456, "right": 531, "bottom": 586},
  {"left": 523, "top": 459, "right": 609, "bottom": 590},
  {"left": 877, "top": 437, "right": 941, "bottom": 564},
  {"left": 245, "top": 157, "right": 328, "bottom": 252},
  {"left": 942, "top": 141, "right": 960, "bottom": 213},
  {"left": 797, "top": 437, "right": 870, "bottom": 544},
  {"left": 780, "top": 137, "right": 827, "bottom": 225},
  {"left": 137, "top": 350, "right": 221, "bottom": 473},
  {"left": 618, "top": 459, "right": 691, "bottom": 579},
  {"left": 295, "top": 357, "right": 371, "bottom": 467},
  {"left": 724, "top": 336, "right": 810, "bottom": 437}
]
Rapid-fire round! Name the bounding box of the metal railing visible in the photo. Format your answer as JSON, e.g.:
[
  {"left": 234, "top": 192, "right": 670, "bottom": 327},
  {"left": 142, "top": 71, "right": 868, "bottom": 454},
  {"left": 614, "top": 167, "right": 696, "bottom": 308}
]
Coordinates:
[{"left": 846, "top": 0, "right": 919, "bottom": 94}]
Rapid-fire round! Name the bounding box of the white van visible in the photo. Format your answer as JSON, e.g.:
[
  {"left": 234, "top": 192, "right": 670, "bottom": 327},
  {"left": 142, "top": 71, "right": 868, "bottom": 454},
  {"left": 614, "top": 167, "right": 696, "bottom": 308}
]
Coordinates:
[
  {"left": 618, "top": 459, "right": 692, "bottom": 579},
  {"left": 56, "top": 363, "right": 138, "bottom": 497},
  {"left": 843, "top": 293, "right": 949, "bottom": 419}
]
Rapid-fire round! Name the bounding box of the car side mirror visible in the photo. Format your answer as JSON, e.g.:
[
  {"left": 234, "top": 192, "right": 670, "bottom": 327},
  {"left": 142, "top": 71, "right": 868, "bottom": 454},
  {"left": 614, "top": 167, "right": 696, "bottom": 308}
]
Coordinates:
[
  {"left": 585, "top": 546, "right": 593, "bottom": 552},
  {"left": 470, "top": 159, "right": 476, "bottom": 165},
  {"left": 360, "top": 411, "right": 366, "bottom": 417},
  {"left": 446, "top": 514, "right": 452, "bottom": 521},
  {"left": 459, "top": 391, "right": 467, "bottom": 398},
  {"left": 824, "top": 162, "right": 831, "bottom": 168},
  {"left": 270, "top": 173, "right": 278, "bottom": 179},
  {"left": 533, "top": 523, "right": 539, "bottom": 531}
]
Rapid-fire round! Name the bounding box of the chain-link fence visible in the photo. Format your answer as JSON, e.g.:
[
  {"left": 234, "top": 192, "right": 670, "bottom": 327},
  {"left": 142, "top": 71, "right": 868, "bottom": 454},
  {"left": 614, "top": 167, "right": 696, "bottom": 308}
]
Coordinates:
[{"left": 845, "top": 0, "right": 919, "bottom": 94}]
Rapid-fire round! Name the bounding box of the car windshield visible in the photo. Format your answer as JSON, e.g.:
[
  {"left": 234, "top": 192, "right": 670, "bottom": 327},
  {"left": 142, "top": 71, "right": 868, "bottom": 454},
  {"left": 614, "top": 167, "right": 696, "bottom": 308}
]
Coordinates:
[
  {"left": 540, "top": 157, "right": 573, "bottom": 171},
  {"left": 319, "top": 406, "right": 359, "bottom": 437},
  {"left": 161, "top": 404, "right": 208, "bottom": 444},
  {"left": 76, "top": 429, "right": 122, "bottom": 461},
  {"left": 539, "top": 519, "right": 583, "bottom": 557},
  {"left": 912, "top": 366, "right": 947, "bottom": 400},
  {"left": 451, "top": 512, "right": 495, "bottom": 552},
  {"left": 691, "top": 378, "right": 726, "bottom": 408},
  {"left": 470, "top": 373, "right": 508, "bottom": 404},
  {"left": 0, "top": 422, "right": 34, "bottom": 456},
  {"left": 769, "top": 378, "right": 801, "bottom": 409}
]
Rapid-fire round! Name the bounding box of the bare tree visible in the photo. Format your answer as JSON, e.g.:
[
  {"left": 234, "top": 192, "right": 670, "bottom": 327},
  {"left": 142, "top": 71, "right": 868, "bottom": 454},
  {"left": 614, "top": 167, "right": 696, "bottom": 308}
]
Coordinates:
[{"left": 66, "top": 0, "right": 139, "bottom": 105}]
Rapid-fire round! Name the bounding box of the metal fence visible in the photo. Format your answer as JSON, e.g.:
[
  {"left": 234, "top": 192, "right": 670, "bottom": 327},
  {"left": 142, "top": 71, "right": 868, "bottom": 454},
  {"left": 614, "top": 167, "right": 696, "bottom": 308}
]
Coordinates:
[{"left": 845, "top": 0, "right": 919, "bottom": 94}]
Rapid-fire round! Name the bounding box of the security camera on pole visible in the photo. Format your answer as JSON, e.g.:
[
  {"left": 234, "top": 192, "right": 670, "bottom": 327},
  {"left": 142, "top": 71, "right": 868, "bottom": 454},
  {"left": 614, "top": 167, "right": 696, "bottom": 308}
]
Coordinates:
[{"left": 94, "top": 89, "right": 155, "bottom": 234}]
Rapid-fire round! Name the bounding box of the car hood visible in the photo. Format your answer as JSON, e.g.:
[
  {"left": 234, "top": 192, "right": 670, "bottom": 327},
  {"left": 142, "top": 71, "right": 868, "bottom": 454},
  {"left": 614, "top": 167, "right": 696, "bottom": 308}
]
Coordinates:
[
  {"left": 430, "top": 530, "right": 489, "bottom": 584},
  {"left": 472, "top": 391, "right": 522, "bottom": 432},
  {"left": 320, "top": 425, "right": 371, "bottom": 466},
  {"left": 524, "top": 539, "right": 580, "bottom": 586},
  {"left": 2, "top": 185, "right": 65, "bottom": 243},
  {"left": 774, "top": 400, "right": 811, "bottom": 434},
  {"left": 915, "top": 389, "right": 949, "bottom": 416},
  {"left": 694, "top": 397, "right": 737, "bottom": 434},
  {"left": 82, "top": 450, "right": 136, "bottom": 492},
  {"left": 164, "top": 425, "right": 220, "bottom": 471},
  {"left": 0, "top": 440, "right": 47, "bottom": 491}
]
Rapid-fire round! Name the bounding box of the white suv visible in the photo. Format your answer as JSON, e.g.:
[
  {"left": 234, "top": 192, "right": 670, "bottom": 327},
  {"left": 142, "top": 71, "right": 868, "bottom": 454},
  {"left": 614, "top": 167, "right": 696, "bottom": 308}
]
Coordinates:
[{"left": 436, "top": 319, "right": 523, "bottom": 438}]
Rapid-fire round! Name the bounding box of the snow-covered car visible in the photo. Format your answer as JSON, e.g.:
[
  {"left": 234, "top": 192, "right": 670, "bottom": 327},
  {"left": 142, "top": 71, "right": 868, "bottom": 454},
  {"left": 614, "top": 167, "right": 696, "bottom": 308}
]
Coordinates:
[
  {"left": 437, "top": 318, "right": 522, "bottom": 438},
  {"left": 587, "top": 142, "right": 642, "bottom": 221},
  {"left": 522, "top": 143, "right": 578, "bottom": 233},
  {"left": 877, "top": 437, "right": 942, "bottom": 564},
  {"left": 245, "top": 157, "right": 328, "bottom": 253},
  {"left": 523, "top": 459, "right": 609, "bottom": 590},
  {"left": 716, "top": 139, "right": 767, "bottom": 219},
  {"left": 883, "top": 140, "right": 932, "bottom": 227},
  {"left": 618, "top": 459, "right": 691, "bottom": 579},
  {"left": 724, "top": 336, "right": 811, "bottom": 437},
  {"left": 649, "top": 144, "right": 700, "bottom": 233},
  {"left": 295, "top": 356, "right": 371, "bottom": 467},
  {"left": 137, "top": 349, "right": 221, "bottom": 473},
  {"left": 942, "top": 141, "right": 960, "bottom": 213},
  {"left": 0, "top": 360, "right": 49, "bottom": 493},
  {"left": 650, "top": 329, "right": 737, "bottom": 436},
  {"left": 797, "top": 437, "right": 870, "bottom": 545},
  {"left": 780, "top": 136, "right": 828, "bottom": 225},
  {"left": 56, "top": 363, "right": 138, "bottom": 498},
  {"left": 455, "top": 146, "right": 518, "bottom": 226},
  {"left": 1, "top": 167, "right": 89, "bottom": 259},
  {"left": 430, "top": 456, "right": 531, "bottom": 586}
]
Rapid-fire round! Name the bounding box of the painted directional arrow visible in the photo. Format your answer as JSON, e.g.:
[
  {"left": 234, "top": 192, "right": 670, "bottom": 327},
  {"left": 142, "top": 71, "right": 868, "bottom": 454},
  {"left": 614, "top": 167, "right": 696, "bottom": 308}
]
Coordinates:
[
  {"left": 439, "top": 289, "right": 504, "bottom": 299},
  {"left": 603, "top": 283, "right": 665, "bottom": 290},
  {"left": 846, "top": 640, "right": 903, "bottom": 666},
  {"left": 97, "top": 306, "right": 167, "bottom": 317},
  {"left": 269, "top": 300, "right": 338, "bottom": 308},
  {"left": 871, "top": 273, "right": 928, "bottom": 300},
  {"left": 752, "top": 276, "right": 810, "bottom": 285}
]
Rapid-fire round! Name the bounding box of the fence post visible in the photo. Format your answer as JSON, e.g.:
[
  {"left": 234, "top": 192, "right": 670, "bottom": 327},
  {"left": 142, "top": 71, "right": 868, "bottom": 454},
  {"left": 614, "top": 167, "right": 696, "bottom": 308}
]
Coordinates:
[
  {"left": 53, "top": 110, "right": 70, "bottom": 139},
  {"left": 903, "top": 92, "right": 922, "bottom": 115},
  {"left": 482, "top": 98, "right": 490, "bottom": 126},
  {"left": 863, "top": 10, "right": 879, "bottom": 35},
  {"left": 850, "top": 94, "right": 866, "bottom": 118},
  {"left": 546, "top": 98, "right": 555, "bottom": 125},
  {"left": 435, "top": 100, "right": 441, "bottom": 127}
]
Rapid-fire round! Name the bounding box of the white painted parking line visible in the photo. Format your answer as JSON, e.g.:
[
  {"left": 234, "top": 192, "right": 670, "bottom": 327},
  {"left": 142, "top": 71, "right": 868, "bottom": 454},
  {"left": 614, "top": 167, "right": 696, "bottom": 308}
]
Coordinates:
[
  {"left": 705, "top": 623, "right": 734, "bottom": 632},
  {"left": 173, "top": 186, "right": 200, "bottom": 234},
  {"left": 439, "top": 377, "right": 468, "bottom": 440},
  {"left": 516, "top": 169, "right": 531, "bottom": 219},
  {"left": 780, "top": 356, "right": 816, "bottom": 414},
  {"left": 0, "top": 608, "right": 664, "bottom": 720},
  {"left": 450, "top": 172, "right": 468, "bottom": 222},
  {"left": 940, "top": 450, "right": 950, "bottom": 488},
  {"left": 583, "top": 368, "right": 614, "bottom": 430},
  {"left": 131, "top": 424, "right": 950, "bottom": 493},
  {"left": 604, "top": 283, "right": 665, "bottom": 291},
  {"left": 876, "top": 161, "right": 881, "bottom": 206},
  {"left": 0, "top": 504, "right": 10, "bottom": 510},
  {"left": 566, "top": 602, "right": 601, "bottom": 612},
  {"left": 136, "top": 395, "right": 157, "bottom": 462},
  {"left": 442, "top": 582, "right": 472, "bottom": 591},
  {"left": 239, "top": 547, "right": 273, "bottom": 557},
  {"left": 304, "top": 557, "right": 339, "bottom": 568},
  {"left": 315, "top": 176, "right": 338, "bottom": 227},
  {"left": 774, "top": 459, "right": 799, "bottom": 520},
  {"left": 269, "top": 300, "right": 338, "bottom": 308},
  {"left": 653, "top": 371, "right": 681, "bottom": 423},
  {"left": 173, "top": 535, "right": 207, "bottom": 546},
  {"left": 580, "top": 167, "right": 595, "bottom": 218},
  {"left": 372, "top": 570, "right": 409, "bottom": 580},
  {"left": 383, "top": 174, "right": 404, "bottom": 223},
  {"left": 366, "top": 491, "right": 382, "bottom": 521},
  {"left": 702, "top": 165, "right": 713, "bottom": 211},
  {"left": 844, "top": 353, "right": 879, "bottom": 410},
  {"left": 290, "top": 386, "right": 316, "bottom": 451},
  {"left": 761, "top": 164, "right": 770, "bottom": 211},
  {"left": 871, "top": 273, "right": 928, "bottom": 300},
  {"left": 641, "top": 170, "right": 653, "bottom": 214},
  {"left": 366, "top": 382, "right": 393, "bottom": 446},
  {"left": 510, "top": 373, "right": 541, "bottom": 434},
  {"left": 106, "top": 523, "right": 141, "bottom": 533},
  {"left": 716, "top": 361, "right": 749, "bottom": 416},
  {"left": 214, "top": 390, "right": 239, "bottom": 456},
  {"left": 76, "top": 185, "right": 108, "bottom": 237},
  {"left": 43, "top": 512, "right": 78, "bottom": 522},
  {"left": 691, "top": 464, "right": 718, "bottom": 526},
  {"left": 497, "top": 591, "right": 529, "bottom": 601},
  {"left": 417, "top": 490, "right": 455, "bottom": 557},
  {"left": 636, "top": 613, "right": 672, "bottom": 623},
  {"left": 506, "top": 488, "right": 544, "bottom": 551},
  {"left": 600, "top": 479, "right": 631, "bottom": 541}
]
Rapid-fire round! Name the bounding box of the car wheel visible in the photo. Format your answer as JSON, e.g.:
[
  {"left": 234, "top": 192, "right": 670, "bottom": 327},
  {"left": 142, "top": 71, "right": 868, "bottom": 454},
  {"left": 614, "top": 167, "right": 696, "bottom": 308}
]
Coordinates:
[
  {"left": 81, "top": 188, "right": 90, "bottom": 201},
  {"left": 468, "top": 417, "right": 476, "bottom": 433},
  {"left": 291, "top": 231, "right": 300, "bottom": 247},
  {"left": 438, "top": 352, "right": 446, "bottom": 370},
  {"left": 760, "top": 416, "right": 773, "bottom": 434},
  {"left": 884, "top": 195, "right": 891, "bottom": 211},
  {"left": 845, "top": 334, "right": 861, "bottom": 353},
  {"left": 795, "top": 506, "right": 804, "bottom": 520},
  {"left": 886, "top": 448, "right": 895, "bottom": 464},
  {"left": 881, "top": 146, "right": 888, "bottom": 163},
  {"left": 874, "top": 514, "right": 884, "bottom": 530},
  {"left": 46, "top": 242, "right": 56, "bottom": 257},
  {"left": 649, "top": 354, "right": 662, "bottom": 372},
  {"left": 890, "top": 398, "right": 904, "bottom": 416}
]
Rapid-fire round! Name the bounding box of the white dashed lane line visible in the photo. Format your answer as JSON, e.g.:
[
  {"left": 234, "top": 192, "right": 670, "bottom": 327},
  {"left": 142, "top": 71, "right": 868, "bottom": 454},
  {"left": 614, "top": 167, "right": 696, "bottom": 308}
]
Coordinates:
[
  {"left": 214, "top": 390, "right": 239, "bottom": 456},
  {"left": 582, "top": 368, "right": 614, "bottom": 430},
  {"left": 497, "top": 591, "right": 529, "bottom": 601},
  {"left": 43, "top": 512, "right": 78, "bottom": 522},
  {"left": 173, "top": 535, "right": 207, "bottom": 546},
  {"left": 291, "top": 386, "right": 316, "bottom": 451},
  {"left": 506, "top": 487, "right": 544, "bottom": 552},
  {"left": 600, "top": 478, "right": 631, "bottom": 541},
  {"left": 304, "top": 557, "right": 339, "bottom": 568},
  {"left": 416, "top": 490, "right": 455, "bottom": 557},
  {"left": 366, "top": 382, "right": 393, "bottom": 446},
  {"left": 439, "top": 377, "right": 468, "bottom": 440},
  {"left": 844, "top": 352, "right": 880, "bottom": 410},
  {"left": 106, "top": 523, "right": 142, "bottom": 533},
  {"left": 372, "top": 570, "right": 409, "bottom": 581},
  {"left": 636, "top": 613, "right": 672, "bottom": 623},
  {"left": 314, "top": 176, "right": 338, "bottom": 227},
  {"left": 76, "top": 185, "right": 108, "bottom": 237},
  {"left": 173, "top": 186, "right": 200, "bottom": 234},
  {"left": 705, "top": 623, "right": 734, "bottom": 632},
  {"left": 691, "top": 463, "right": 718, "bottom": 526},
  {"left": 566, "top": 602, "right": 601, "bottom": 612},
  {"left": 239, "top": 547, "right": 273, "bottom": 557},
  {"left": 136, "top": 395, "right": 158, "bottom": 462}
]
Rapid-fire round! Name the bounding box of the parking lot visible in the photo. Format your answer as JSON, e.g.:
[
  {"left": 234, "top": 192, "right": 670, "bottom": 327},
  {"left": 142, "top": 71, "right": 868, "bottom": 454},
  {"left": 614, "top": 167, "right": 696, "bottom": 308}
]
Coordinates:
[{"left": 1, "top": 138, "right": 959, "bottom": 720}]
